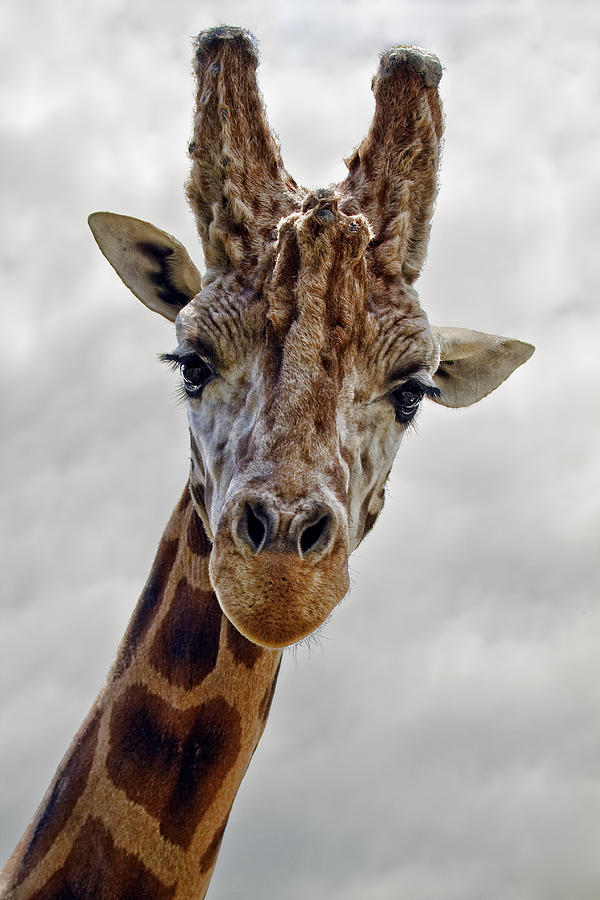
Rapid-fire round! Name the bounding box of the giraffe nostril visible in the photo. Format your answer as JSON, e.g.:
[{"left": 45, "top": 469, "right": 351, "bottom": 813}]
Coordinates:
[
  {"left": 239, "top": 502, "right": 270, "bottom": 553},
  {"left": 299, "top": 514, "right": 332, "bottom": 558},
  {"left": 234, "top": 498, "right": 337, "bottom": 558}
]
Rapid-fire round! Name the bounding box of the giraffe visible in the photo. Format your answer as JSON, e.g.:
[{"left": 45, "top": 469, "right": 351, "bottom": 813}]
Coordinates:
[{"left": 1, "top": 26, "right": 533, "bottom": 900}]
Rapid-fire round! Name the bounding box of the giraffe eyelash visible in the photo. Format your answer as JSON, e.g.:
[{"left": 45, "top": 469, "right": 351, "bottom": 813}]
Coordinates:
[
  {"left": 173, "top": 382, "right": 191, "bottom": 407},
  {"left": 160, "top": 352, "right": 184, "bottom": 373},
  {"left": 422, "top": 383, "right": 442, "bottom": 400},
  {"left": 390, "top": 378, "right": 441, "bottom": 400}
]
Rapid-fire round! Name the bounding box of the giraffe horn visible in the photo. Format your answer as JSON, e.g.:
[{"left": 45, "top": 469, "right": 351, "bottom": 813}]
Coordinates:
[
  {"left": 186, "top": 26, "right": 299, "bottom": 282},
  {"left": 338, "top": 46, "right": 444, "bottom": 285}
]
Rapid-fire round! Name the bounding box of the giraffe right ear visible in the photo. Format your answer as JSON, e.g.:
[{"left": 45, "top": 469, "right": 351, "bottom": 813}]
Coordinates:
[{"left": 88, "top": 212, "right": 203, "bottom": 322}]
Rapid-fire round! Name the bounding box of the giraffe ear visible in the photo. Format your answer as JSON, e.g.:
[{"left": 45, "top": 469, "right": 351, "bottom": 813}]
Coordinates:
[
  {"left": 430, "top": 326, "right": 535, "bottom": 408},
  {"left": 88, "top": 212, "right": 203, "bottom": 322}
]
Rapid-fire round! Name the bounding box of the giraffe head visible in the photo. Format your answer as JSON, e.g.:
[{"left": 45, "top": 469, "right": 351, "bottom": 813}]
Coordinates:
[{"left": 89, "top": 27, "right": 533, "bottom": 648}]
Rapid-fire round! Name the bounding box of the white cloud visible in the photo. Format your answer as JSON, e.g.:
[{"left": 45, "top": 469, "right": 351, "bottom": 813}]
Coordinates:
[{"left": 1, "top": 1, "right": 598, "bottom": 897}]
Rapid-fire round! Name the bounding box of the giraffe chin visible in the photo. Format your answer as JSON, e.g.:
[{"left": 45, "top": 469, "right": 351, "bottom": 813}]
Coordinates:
[{"left": 209, "top": 541, "right": 350, "bottom": 649}]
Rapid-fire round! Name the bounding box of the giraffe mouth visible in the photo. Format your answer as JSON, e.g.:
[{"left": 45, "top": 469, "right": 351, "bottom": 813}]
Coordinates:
[{"left": 208, "top": 534, "right": 350, "bottom": 648}]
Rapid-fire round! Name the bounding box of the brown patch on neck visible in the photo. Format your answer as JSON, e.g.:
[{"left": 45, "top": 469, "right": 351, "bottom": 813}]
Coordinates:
[
  {"left": 106, "top": 685, "right": 242, "bottom": 848},
  {"left": 28, "top": 817, "right": 175, "bottom": 900},
  {"left": 148, "top": 578, "right": 223, "bottom": 689},
  {"left": 225, "top": 618, "right": 264, "bottom": 669},
  {"left": 14, "top": 710, "right": 101, "bottom": 883},
  {"left": 113, "top": 534, "right": 180, "bottom": 677},
  {"left": 111, "top": 488, "right": 195, "bottom": 678},
  {"left": 199, "top": 813, "right": 230, "bottom": 875},
  {"left": 190, "top": 478, "right": 209, "bottom": 525},
  {"left": 187, "top": 505, "right": 211, "bottom": 557}
]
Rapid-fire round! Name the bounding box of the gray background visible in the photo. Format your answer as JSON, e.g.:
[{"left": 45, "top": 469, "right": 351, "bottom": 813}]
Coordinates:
[{"left": 1, "top": 2, "right": 599, "bottom": 898}]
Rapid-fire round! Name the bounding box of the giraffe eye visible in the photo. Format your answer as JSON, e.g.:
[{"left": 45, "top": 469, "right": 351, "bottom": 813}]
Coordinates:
[
  {"left": 390, "top": 381, "right": 425, "bottom": 423},
  {"left": 181, "top": 358, "right": 213, "bottom": 397}
]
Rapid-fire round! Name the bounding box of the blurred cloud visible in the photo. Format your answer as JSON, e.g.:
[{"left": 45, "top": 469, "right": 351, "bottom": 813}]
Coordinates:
[{"left": 1, "top": 1, "right": 599, "bottom": 898}]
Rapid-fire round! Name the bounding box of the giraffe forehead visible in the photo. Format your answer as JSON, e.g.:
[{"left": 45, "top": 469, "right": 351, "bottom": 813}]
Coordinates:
[
  {"left": 177, "top": 194, "right": 435, "bottom": 386},
  {"left": 178, "top": 296, "right": 433, "bottom": 404}
]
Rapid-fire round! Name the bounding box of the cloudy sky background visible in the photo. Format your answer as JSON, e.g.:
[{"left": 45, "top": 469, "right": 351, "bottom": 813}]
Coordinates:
[{"left": 1, "top": 1, "right": 599, "bottom": 898}]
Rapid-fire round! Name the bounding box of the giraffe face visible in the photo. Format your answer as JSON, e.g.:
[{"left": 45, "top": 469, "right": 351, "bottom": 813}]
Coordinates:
[
  {"left": 88, "top": 31, "right": 533, "bottom": 648},
  {"left": 171, "top": 196, "right": 439, "bottom": 648}
]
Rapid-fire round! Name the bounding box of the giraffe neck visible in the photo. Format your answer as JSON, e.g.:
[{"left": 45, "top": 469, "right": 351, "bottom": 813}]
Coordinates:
[{"left": 1, "top": 486, "right": 282, "bottom": 900}]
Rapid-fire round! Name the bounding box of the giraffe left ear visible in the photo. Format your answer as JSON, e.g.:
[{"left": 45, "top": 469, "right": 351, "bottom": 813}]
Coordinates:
[
  {"left": 88, "top": 212, "right": 203, "bottom": 322},
  {"left": 430, "top": 326, "right": 535, "bottom": 408}
]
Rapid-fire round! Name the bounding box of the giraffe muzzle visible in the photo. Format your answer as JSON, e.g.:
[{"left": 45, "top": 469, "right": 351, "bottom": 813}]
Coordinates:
[{"left": 209, "top": 492, "right": 350, "bottom": 648}]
